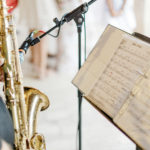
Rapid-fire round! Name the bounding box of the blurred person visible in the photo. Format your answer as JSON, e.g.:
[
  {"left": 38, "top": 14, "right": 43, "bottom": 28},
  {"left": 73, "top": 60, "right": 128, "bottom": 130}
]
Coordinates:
[
  {"left": 84, "top": 0, "right": 136, "bottom": 55},
  {"left": 106, "top": 0, "right": 136, "bottom": 33},
  {"left": 6, "top": 0, "right": 18, "bottom": 13},
  {"left": 15, "top": 0, "right": 59, "bottom": 79}
]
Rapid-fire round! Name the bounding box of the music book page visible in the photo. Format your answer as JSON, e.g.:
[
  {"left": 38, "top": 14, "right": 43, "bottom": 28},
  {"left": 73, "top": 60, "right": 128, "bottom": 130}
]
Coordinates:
[
  {"left": 72, "top": 25, "right": 150, "bottom": 149},
  {"left": 114, "top": 75, "right": 150, "bottom": 150}
]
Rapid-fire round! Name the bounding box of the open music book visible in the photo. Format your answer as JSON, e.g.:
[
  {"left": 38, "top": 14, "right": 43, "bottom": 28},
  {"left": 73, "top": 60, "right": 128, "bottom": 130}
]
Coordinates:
[{"left": 72, "top": 25, "right": 150, "bottom": 150}]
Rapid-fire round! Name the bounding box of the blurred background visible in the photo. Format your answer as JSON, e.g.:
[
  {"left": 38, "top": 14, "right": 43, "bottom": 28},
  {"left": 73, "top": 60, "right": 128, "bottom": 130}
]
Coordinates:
[{"left": 12, "top": 0, "right": 150, "bottom": 149}]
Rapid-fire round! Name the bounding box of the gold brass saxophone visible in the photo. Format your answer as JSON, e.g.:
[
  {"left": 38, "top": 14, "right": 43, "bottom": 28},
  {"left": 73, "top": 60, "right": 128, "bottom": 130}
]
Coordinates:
[{"left": 0, "top": 0, "right": 50, "bottom": 149}]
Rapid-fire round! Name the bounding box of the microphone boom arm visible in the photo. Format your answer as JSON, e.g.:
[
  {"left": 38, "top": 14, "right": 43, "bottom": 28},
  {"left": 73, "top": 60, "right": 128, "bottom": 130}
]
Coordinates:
[{"left": 20, "top": 0, "right": 97, "bottom": 51}]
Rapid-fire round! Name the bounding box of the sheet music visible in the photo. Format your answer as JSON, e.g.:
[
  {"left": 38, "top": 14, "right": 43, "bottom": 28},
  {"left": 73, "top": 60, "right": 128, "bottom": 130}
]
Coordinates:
[
  {"left": 114, "top": 79, "right": 150, "bottom": 150},
  {"left": 87, "top": 35, "right": 150, "bottom": 118}
]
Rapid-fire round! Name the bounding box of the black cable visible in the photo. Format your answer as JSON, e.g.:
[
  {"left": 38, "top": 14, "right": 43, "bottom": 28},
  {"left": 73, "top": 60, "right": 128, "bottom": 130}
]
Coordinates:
[
  {"left": 76, "top": 125, "right": 79, "bottom": 150},
  {"left": 83, "top": 14, "right": 87, "bottom": 61},
  {"left": 47, "top": 15, "right": 66, "bottom": 38},
  {"left": 47, "top": 24, "right": 61, "bottom": 38}
]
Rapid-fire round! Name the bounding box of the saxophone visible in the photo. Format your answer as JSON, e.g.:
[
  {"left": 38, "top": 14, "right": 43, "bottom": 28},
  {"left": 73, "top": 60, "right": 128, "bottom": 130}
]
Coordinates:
[{"left": 0, "top": 0, "right": 50, "bottom": 149}]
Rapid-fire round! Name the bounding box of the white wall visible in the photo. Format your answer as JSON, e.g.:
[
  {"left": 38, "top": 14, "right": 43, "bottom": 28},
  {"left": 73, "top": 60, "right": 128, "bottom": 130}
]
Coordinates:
[{"left": 144, "top": 0, "right": 150, "bottom": 36}]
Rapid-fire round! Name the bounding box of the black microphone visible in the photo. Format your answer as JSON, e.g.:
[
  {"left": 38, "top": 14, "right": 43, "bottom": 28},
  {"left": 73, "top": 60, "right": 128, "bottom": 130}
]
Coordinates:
[
  {"left": 19, "top": 32, "right": 35, "bottom": 63},
  {"left": 19, "top": 32, "right": 34, "bottom": 53}
]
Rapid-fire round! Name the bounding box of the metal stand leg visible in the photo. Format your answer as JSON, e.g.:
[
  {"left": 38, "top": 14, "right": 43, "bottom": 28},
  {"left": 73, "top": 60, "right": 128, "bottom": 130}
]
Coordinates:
[{"left": 74, "top": 14, "right": 84, "bottom": 150}]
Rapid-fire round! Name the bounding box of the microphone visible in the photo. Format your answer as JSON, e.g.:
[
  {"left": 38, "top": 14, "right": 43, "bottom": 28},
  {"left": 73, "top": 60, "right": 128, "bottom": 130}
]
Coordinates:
[
  {"left": 19, "top": 32, "right": 34, "bottom": 53},
  {"left": 19, "top": 32, "right": 35, "bottom": 63}
]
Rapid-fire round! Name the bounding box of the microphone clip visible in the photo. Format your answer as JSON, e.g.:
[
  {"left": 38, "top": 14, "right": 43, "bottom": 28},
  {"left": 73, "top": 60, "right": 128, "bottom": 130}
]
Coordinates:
[{"left": 64, "top": 3, "right": 88, "bottom": 23}]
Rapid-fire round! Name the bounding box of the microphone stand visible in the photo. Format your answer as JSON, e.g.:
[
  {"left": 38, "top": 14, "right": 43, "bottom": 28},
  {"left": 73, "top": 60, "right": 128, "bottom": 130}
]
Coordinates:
[{"left": 22, "top": 1, "right": 97, "bottom": 150}]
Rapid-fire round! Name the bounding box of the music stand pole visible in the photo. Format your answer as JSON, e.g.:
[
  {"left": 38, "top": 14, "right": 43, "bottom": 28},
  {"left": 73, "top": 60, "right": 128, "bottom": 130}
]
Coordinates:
[{"left": 74, "top": 14, "right": 84, "bottom": 150}]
